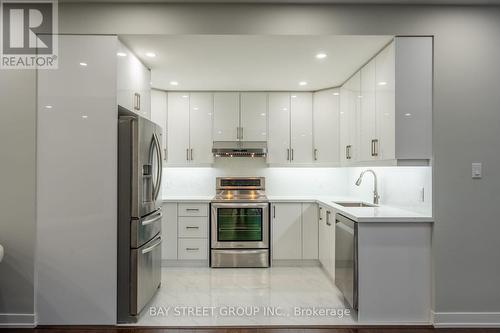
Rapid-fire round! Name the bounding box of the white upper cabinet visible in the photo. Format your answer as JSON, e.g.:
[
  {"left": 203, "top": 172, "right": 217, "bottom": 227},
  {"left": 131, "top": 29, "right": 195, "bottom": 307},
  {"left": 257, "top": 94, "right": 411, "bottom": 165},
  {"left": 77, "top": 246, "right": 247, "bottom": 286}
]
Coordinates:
[
  {"left": 213, "top": 92, "right": 240, "bottom": 141},
  {"left": 375, "top": 41, "right": 396, "bottom": 161},
  {"left": 116, "top": 41, "right": 151, "bottom": 119},
  {"left": 340, "top": 37, "right": 432, "bottom": 166},
  {"left": 150, "top": 90, "right": 168, "bottom": 160},
  {"left": 167, "top": 92, "right": 190, "bottom": 165},
  {"left": 240, "top": 92, "right": 268, "bottom": 141},
  {"left": 189, "top": 92, "right": 214, "bottom": 165},
  {"left": 290, "top": 92, "right": 314, "bottom": 164},
  {"left": 359, "top": 60, "right": 378, "bottom": 162},
  {"left": 313, "top": 89, "right": 340, "bottom": 165},
  {"left": 267, "top": 93, "right": 291, "bottom": 165},
  {"left": 340, "top": 72, "right": 360, "bottom": 164}
]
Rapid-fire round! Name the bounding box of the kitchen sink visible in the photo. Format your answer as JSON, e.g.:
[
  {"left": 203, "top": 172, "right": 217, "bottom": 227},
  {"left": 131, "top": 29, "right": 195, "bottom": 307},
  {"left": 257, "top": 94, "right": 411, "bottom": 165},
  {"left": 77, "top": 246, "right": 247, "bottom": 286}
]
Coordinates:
[{"left": 334, "top": 201, "right": 377, "bottom": 208}]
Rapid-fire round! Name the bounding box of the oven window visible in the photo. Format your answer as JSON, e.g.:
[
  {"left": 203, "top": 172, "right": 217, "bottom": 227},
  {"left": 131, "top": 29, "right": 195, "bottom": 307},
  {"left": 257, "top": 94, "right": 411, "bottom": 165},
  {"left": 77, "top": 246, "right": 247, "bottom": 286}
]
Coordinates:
[{"left": 217, "top": 208, "right": 263, "bottom": 242}]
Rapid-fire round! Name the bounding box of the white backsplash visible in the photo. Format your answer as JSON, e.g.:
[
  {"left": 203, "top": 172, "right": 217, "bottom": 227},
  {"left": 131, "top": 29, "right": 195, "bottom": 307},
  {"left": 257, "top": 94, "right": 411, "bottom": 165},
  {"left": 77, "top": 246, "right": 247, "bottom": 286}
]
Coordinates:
[{"left": 162, "top": 159, "right": 432, "bottom": 215}]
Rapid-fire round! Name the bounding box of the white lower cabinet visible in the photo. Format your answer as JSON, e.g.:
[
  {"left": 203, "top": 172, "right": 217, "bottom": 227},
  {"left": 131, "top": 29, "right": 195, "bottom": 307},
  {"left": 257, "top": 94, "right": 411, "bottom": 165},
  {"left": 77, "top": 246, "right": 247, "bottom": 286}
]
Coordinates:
[
  {"left": 318, "top": 205, "right": 335, "bottom": 280},
  {"left": 271, "top": 202, "right": 318, "bottom": 261},
  {"left": 162, "top": 202, "right": 209, "bottom": 263}
]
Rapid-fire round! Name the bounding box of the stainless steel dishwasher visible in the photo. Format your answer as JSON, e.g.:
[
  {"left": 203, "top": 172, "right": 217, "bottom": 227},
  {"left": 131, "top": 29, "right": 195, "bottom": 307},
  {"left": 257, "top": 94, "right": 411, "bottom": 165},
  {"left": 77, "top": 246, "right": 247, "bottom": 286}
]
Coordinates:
[{"left": 334, "top": 213, "right": 358, "bottom": 311}]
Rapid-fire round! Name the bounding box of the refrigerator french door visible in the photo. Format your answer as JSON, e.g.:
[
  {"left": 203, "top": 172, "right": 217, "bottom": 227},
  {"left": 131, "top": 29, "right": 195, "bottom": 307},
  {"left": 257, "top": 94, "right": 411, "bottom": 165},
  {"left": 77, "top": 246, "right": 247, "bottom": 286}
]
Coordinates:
[{"left": 118, "top": 107, "right": 163, "bottom": 323}]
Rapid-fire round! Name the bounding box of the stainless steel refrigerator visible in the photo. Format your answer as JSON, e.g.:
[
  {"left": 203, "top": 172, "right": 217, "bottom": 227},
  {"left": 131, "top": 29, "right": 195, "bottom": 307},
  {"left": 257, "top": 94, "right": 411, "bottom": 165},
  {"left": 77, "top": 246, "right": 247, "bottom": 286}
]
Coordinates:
[{"left": 117, "top": 107, "right": 163, "bottom": 323}]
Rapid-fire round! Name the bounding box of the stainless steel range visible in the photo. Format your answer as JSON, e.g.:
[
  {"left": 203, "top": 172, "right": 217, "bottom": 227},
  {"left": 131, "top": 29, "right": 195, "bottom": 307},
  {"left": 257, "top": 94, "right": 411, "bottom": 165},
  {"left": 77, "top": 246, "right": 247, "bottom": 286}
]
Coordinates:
[{"left": 211, "top": 177, "right": 270, "bottom": 268}]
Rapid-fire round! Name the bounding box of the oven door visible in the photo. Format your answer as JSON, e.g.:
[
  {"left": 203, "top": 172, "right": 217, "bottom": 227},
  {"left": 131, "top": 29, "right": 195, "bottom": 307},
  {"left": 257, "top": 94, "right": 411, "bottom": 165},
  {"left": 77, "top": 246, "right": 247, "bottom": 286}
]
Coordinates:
[{"left": 211, "top": 202, "right": 269, "bottom": 249}]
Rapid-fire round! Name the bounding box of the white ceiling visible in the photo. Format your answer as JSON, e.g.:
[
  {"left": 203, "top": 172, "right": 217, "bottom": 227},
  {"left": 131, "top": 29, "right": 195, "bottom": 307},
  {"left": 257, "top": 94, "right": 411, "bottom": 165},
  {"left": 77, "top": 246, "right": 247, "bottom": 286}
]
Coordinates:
[{"left": 120, "top": 35, "right": 393, "bottom": 91}]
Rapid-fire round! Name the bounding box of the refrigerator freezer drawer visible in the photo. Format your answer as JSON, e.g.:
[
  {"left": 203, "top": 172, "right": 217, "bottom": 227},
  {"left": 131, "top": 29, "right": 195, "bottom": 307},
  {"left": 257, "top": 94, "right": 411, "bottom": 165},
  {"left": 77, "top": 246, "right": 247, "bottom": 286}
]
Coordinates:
[
  {"left": 131, "top": 209, "right": 162, "bottom": 248},
  {"left": 130, "top": 235, "right": 162, "bottom": 315}
]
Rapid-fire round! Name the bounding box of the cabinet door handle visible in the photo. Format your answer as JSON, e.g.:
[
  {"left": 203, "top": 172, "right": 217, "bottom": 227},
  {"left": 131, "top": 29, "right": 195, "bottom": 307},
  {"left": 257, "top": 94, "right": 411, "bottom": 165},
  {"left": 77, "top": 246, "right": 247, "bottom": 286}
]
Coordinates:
[
  {"left": 291, "top": 149, "right": 294, "bottom": 161},
  {"left": 186, "top": 226, "right": 199, "bottom": 229},
  {"left": 326, "top": 211, "right": 331, "bottom": 226},
  {"left": 190, "top": 148, "right": 193, "bottom": 161},
  {"left": 346, "top": 145, "right": 352, "bottom": 160},
  {"left": 186, "top": 247, "right": 199, "bottom": 251},
  {"left": 372, "top": 139, "right": 379, "bottom": 157},
  {"left": 319, "top": 206, "right": 322, "bottom": 221},
  {"left": 314, "top": 148, "right": 318, "bottom": 161},
  {"left": 134, "top": 92, "right": 141, "bottom": 111},
  {"left": 287, "top": 148, "right": 290, "bottom": 161},
  {"left": 163, "top": 148, "right": 167, "bottom": 161},
  {"left": 186, "top": 208, "right": 200, "bottom": 211},
  {"left": 273, "top": 205, "right": 276, "bottom": 219},
  {"left": 186, "top": 148, "right": 189, "bottom": 161},
  {"left": 240, "top": 127, "right": 244, "bottom": 140}
]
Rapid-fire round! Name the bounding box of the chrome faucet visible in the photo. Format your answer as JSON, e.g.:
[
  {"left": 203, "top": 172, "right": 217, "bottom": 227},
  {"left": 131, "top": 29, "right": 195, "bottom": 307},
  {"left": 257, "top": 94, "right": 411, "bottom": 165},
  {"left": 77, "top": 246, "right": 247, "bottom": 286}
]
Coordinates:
[{"left": 355, "top": 169, "right": 380, "bottom": 205}]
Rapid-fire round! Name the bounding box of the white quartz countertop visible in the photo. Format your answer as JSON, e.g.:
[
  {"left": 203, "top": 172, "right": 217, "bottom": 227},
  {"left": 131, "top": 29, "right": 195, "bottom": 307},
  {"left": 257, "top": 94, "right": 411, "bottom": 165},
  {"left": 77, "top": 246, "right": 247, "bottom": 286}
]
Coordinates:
[{"left": 162, "top": 195, "right": 433, "bottom": 223}]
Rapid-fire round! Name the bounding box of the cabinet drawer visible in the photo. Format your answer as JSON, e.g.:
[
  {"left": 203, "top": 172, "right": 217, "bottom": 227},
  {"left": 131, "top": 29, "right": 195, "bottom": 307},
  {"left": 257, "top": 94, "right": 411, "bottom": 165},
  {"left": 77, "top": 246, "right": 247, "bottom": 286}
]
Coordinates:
[
  {"left": 178, "top": 217, "right": 208, "bottom": 238},
  {"left": 178, "top": 203, "right": 208, "bottom": 217},
  {"left": 178, "top": 238, "right": 208, "bottom": 260}
]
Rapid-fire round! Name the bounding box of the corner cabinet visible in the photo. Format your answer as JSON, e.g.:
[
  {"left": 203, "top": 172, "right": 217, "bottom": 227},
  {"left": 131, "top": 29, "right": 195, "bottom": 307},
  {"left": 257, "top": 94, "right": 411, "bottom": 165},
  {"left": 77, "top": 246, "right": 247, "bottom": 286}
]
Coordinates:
[
  {"left": 313, "top": 89, "right": 340, "bottom": 165},
  {"left": 166, "top": 92, "right": 214, "bottom": 166},
  {"left": 268, "top": 93, "right": 314, "bottom": 165},
  {"left": 340, "top": 37, "right": 432, "bottom": 166},
  {"left": 116, "top": 40, "right": 151, "bottom": 119}
]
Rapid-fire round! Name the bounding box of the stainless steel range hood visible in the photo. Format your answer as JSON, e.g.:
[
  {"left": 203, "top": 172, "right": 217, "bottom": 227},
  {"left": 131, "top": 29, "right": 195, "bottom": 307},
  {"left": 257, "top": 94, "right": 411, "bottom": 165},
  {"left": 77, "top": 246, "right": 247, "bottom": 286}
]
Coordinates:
[{"left": 212, "top": 141, "right": 267, "bottom": 157}]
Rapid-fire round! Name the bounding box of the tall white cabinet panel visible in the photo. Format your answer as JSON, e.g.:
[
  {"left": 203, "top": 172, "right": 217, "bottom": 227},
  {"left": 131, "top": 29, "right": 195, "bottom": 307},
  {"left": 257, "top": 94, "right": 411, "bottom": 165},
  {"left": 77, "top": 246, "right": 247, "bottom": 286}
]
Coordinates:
[
  {"left": 359, "top": 60, "right": 378, "bottom": 162},
  {"left": 117, "top": 41, "right": 151, "bottom": 119},
  {"left": 313, "top": 89, "right": 340, "bottom": 165},
  {"left": 318, "top": 206, "right": 328, "bottom": 268},
  {"left": 189, "top": 93, "right": 214, "bottom": 164},
  {"left": 267, "top": 93, "right": 291, "bottom": 165},
  {"left": 167, "top": 92, "right": 190, "bottom": 165},
  {"left": 375, "top": 42, "right": 396, "bottom": 160},
  {"left": 290, "top": 92, "right": 314, "bottom": 164},
  {"left": 271, "top": 203, "right": 302, "bottom": 260},
  {"left": 150, "top": 89, "right": 167, "bottom": 160},
  {"left": 37, "top": 35, "right": 118, "bottom": 325},
  {"left": 302, "top": 203, "right": 319, "bottom": 260},
  {"left": 240, "top": 92, "right": 268, "bottom": 141},
  {"left": 213, "top": 92, "right": 240, "bottom": 141}
]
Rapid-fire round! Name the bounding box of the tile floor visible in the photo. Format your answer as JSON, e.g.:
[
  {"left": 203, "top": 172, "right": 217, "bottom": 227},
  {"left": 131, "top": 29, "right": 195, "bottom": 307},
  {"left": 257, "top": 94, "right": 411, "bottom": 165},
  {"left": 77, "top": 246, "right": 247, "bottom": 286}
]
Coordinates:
[{"left": 135, "top": 266, "right": 356, "bottom": 326}]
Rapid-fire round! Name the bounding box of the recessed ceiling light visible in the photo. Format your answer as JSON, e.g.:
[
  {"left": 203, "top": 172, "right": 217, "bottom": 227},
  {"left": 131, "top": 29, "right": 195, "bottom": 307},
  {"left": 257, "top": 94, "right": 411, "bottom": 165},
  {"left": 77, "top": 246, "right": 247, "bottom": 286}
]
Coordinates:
[
  {"left": 81, "top": 115, "right": 88, "bottom": 119},
  {"left": 281, "top": 107, "right": 288, "bottom": 111},
  {"left": 316, "top": 53, "right": 327, "bottom": 59},
  {"left": 299, "top": 81, "right": 308, "bottom": 86},
  {"left": 182, "top": 95, "right": 188, "bottom": 98},
  {"left": 145, "top": 52, "right": 156, "bottom": 58},
  {"left": 291, "top": 95, "right": 297, "bottom": 98},
  {"left": 44, "top": 105, "right": 53, "bottom": 109},
  {"left": 333, "top": 92, "right": 339, "bottom": 96},
  {"left": 378, "top": 81, "right": 387, "bottom": 86},
  {"left": 79, "top": 62, "right": 87, "bottom": 67},
  {"left": 358, "top": 95, "right": 363, "bottom": 99},
  {"left": 193, "top": 107, "right": 199, "bottom": 110},
  {"left": 117, "top": 52, "right": 127, "bottom": 57},
  {"left": 405, "top": 113, "right": 412, "bottom": 117},
  {"left": 170, "top": 81, "right": 179, "bottom": 86},
  {"left": 260, "top": 113, "right": 266, "bottom": 116}
]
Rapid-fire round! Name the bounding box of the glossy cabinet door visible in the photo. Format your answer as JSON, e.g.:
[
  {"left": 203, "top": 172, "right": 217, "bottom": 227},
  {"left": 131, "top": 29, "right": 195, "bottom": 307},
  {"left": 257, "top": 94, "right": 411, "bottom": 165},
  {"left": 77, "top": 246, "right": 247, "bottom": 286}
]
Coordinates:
[
  {"left": 116, "top": 41, "right": 151, "bottom": 119},
  {"left": 340, "top": 72, "right": 360, "bottom": 165},
  {"left": 267, "top": 93, "right": 291, "bottom": 165},
  {"left": 326, "top": 208, "right": 335, "bottom": 280},
  {"left": 240, "top": 92, "right": 268, "bottom": 141},
  {"left": 162, "top": 203, "right": 178, "bottom": 260},
  {"left": 150, "top": 90, "right": 167, "bottom": 160},
  {"left": 271, "top": 203, "right": 302, "bottom": 260},
  {"left": 318, "top": 206, "right": 328, "bottom": 269},
  {"left": 213, "top": 92, "right": 240, "bottom": 141},
  {"left": 302, "top": 203, "right": 319, "bottom": 260},
  {"left": 167, "top": 92, "right": 190, "bottom": 165},
  {"left": 376, "top": 41, "right": 396, "bottom": 160},
  {"left": 290, "top": 92, "right": 314, "bottom": 164},
  {"left": 313, "top": 89, "right": 340, "bottom": 165},
  {"left": 359, "top": 60, "right": 377, "bottom": 161},
  {"left": 189, "top": 92, "right": 214, "bottom": 165}
]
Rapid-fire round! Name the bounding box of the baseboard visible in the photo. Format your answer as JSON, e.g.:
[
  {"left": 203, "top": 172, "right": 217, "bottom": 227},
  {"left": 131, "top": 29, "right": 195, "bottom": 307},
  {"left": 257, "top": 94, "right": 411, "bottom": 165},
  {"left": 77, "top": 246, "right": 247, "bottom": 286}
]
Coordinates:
[
  {"left": 433, "top": 311, "right": 500, "bottom": 327},
  {"left": 0, "top": 313, "right": 35, "bottom": 327},
  {"left": 271, "top": 259, "right": 320, "bottom": 267},
  {"left": 162, "top": 259, "right": 208, "bottom": 267}
]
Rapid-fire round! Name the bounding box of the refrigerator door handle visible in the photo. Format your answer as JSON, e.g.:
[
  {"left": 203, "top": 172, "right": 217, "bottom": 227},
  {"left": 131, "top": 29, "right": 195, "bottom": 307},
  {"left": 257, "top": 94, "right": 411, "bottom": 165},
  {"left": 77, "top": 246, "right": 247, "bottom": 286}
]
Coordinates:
[
  {"left": 142, "top": 211, "right": 162, "bottom": 226},
  {"left": 152, "top": 133, "right": 162, "bottom": 201},
  {"left": 141, "top": 237, "right": 162, "bottom": 254}
]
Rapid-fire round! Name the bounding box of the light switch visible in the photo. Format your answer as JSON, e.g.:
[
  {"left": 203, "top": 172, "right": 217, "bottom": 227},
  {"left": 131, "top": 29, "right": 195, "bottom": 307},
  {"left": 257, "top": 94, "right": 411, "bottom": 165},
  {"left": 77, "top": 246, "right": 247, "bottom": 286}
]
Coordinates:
[{"left": 472, "top": 162, "right": 482, "bottom": 179}]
